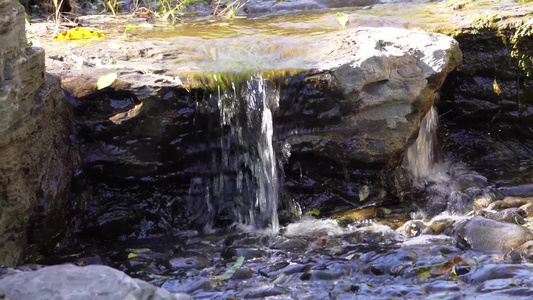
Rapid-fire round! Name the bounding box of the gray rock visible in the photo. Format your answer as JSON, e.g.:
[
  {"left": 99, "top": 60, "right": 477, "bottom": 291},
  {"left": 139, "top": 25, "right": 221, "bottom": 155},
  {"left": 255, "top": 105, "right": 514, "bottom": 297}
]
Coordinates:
[
  {"left": 457, "top": 216, "right": 533, "bottom": 251},
  {"left": 0, "top": 0, "right": 80, "bottom": 266},
  {"left": 0, "top": 264, "right": 191, "bottom": 300}
]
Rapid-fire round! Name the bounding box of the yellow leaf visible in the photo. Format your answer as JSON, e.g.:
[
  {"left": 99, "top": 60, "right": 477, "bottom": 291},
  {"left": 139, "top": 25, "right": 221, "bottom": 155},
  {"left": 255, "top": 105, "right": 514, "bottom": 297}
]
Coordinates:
[
  {"left": 126, "top": 248, "right": 151, "bottom": 253},
  {"left": 493, "top": 78, "right": 501, "bottom": 95},
  {"left": 337, "top": 12, "right": 349, "bottom": 27},
  {"left": 418, "top": 271, "right": 431, "bottom": 281},
  {"left": 380, "top": 207, "right": 392, "bottom": 215},
  {"left": 97, "top": 73, "right": 118, "bottom": 90},
  {"left": 128, "top": 253, "right": 138, "bottom": 259},
  {"left": 53, "top": 27, "right": 106, "bottom": 41}
]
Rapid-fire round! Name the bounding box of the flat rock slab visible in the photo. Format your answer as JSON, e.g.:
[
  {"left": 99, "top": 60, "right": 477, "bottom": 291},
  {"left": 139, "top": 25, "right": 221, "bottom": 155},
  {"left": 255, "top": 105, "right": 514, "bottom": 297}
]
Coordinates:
[
  {"left": 0, "top": 264, "right": 191, "bottom": 300},
  {"left": 42, "top": 26, "right": 460, "bottom": 84}
]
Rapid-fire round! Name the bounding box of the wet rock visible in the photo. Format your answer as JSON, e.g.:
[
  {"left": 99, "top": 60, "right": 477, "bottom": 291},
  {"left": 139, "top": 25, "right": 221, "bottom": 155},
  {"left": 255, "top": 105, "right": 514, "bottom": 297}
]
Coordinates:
[
  {"left": 498, "top": 185, "right": 533, "bottom": 198},
  {"left": 486, "top": 200, "right": 510, "bottom": 210},
  {"left": 517, "top": 241, "right": 533, "bottom": 260},
  {"left": 399, "top": 220, "right": 427, "bottom": 237},
  {"left": 456, "top": 216, "right": 533, "bottom": 251},
  {"left": 503, "top": 196, "right": 532, "bottom": 208},
  {"left": 232, "top": 267, "right": 254, "bottom": 280},
  {"left": 0, "top": 264, "right": 190, "bottom": 299},
  {"left": 520, "top": 203, "right": 533, "bottom": 218},
  {"left": 0, "top": 0, "right": 80, "bottom": 266},
  {"left": 221, "top": 247, "right": 265, "bottom": 260},
  {"left": 274, "top": 238, "right": 309, "bottom": 252},
  {"left": 474, "top": 197, "right": 493, "bottom": 210},
  {"left": 477, "top": 208, "right": 526, "bottom": 225},
  {"left": 169, "top": 254, "right": 210, "bottom": 269},
  {"left": 238, "top": 286, "right": 288, "bottom": 299},
  {"left": 161, "top": 277, "right": 211, "bottom": 294},
  {"left": 461, "top": 264, "right": 533, "bottom": 284}
]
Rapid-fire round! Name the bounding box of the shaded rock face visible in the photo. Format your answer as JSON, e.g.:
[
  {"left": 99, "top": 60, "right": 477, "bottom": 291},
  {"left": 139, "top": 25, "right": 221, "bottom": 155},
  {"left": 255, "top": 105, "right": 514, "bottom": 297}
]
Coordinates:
[
  {"left": 0, "top": 264, "right": 191, "bottom": 300},
  {"left": 0, "top": 0, "right": 79, "bottom": 266},
  {"left": 59, "top": 28, "right": 460, "bottom": 239},
  {"left": 439, "top": 29, "right": 533, "bottom": 185}
]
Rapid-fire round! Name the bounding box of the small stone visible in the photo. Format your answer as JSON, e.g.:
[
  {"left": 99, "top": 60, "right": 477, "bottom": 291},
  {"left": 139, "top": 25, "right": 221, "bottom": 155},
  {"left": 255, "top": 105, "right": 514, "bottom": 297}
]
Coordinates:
[
  {"left": 162, "top": 277, "right": 211, "bottom": 294},
  {"left": 474, "top": 197, "right": 493, "bottom": 210},
  {"left": 399, "top": 220, "right": 427, "bottom": 237},
  {"left": 520, "top": 203, "right": 533, "bottom": 218},
  {"left": 517, "top": 241, "right": 533, "bottom": 260},
  {"left": 503, "top": 197, "right": 531, "bottom": 208},
  {"left": 232, "top": 267, "right": 254, "bottom": 280},
  {"left": 504, "top": 250, "right": 522, "bottom": 263},
  {"left": 477, "top": 208, "right": 526, "bottom": 224}
]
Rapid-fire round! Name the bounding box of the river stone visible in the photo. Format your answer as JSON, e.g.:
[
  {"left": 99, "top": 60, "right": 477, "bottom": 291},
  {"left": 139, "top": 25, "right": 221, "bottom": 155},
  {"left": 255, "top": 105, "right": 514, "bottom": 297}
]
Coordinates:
[
  {"left": 520, "top": 203, "right": 533, "bottom": 218},
  {"left": 0, "top": 0, "right": 80, "bottom": 266},
  {"left": 457, "top": 216, "right": 533, "bottom": 251},
  {"left": 0, "top": 264, "right": 192, "bottom": 300},
  {"left": 477, "top": 208, "right": 526, "bottom": 225}
]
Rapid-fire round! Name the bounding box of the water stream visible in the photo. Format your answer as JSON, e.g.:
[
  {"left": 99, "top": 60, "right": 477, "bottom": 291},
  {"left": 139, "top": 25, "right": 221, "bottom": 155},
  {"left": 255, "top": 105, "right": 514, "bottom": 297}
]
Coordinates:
[{"left": 213, "top": 75, "right": 280, "bottom": 232}]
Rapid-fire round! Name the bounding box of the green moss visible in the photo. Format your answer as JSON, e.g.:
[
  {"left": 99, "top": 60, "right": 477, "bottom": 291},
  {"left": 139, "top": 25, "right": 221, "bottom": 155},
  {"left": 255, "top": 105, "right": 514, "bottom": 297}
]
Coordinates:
[{"left": 471, "top": 13, "right": 501, "bottom": 33}]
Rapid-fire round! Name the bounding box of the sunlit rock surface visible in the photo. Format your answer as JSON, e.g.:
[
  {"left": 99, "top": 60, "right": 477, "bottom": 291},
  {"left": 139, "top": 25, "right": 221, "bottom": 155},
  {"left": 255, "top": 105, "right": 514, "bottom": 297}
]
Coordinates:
[{"left": 0, "top": 0, "right": 79, "bottom": 266}]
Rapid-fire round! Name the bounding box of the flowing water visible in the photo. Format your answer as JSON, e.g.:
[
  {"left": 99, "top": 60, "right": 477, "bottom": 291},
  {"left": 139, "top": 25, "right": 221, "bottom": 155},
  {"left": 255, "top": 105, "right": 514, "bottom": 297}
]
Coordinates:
[
  {"left": 38, "top": 102, "right": 533, "bottom": 299},
  {"left": 212, "top": 75, "right": 280, "bottom": 232}
]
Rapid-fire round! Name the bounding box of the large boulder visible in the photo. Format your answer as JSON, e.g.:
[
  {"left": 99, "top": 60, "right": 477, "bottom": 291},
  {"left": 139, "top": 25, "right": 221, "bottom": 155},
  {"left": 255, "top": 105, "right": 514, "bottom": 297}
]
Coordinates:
[
  {"left": 0, "top": 0, "right": 79, "bottom": 266},
  {"left": 0, "top": 264, "right": 191, "bottom": 300},
  {"left": 41, "top": 26, "right": 460, "bottom": 237}
]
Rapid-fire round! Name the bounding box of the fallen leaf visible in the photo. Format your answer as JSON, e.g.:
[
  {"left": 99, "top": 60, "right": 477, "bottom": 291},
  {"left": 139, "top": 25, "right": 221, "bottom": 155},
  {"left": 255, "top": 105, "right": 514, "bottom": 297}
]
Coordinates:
[
  {"left": 337, "top": 12, "right": 349, "bottom": 27},
  {"left": 53, "top": 27, "right": 105, "bottom": 41},
  {"left": 109, "top": 102, "right": 143, "bottom": 124},
  {"left": 97, "top": 73, "right": 118, "bottom": 90},
  {"left": 212, "top": 256, "right": 244, "bottom": 281},
  {"left": 272, "top": 272, "right": 286, "bottom": 284},
  {"left": 380, "top": 207, "right": 392, "bottom": 215},
  {"left": 418, "top": 271, "right": 431, "bottom": 281},
  {"left": 493, "top": 78, "right": 502, "bottom": 95},
  {"left": 309, "top": 208, "right": 320, "bottom": 216},
  {"left": 128, "top": 253, "right": 138, "bottom": 259},
  {"left": 127, "top": 248, "right": 151, "bottom": 253}
]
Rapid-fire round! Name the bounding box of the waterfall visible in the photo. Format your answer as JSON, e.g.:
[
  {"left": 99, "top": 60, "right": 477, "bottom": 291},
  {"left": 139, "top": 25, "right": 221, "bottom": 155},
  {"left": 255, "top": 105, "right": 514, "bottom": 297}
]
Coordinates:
[
  {"left": 403, "top": 106, "right": 490, "bottom": 214},
  {"left": 403, "top": 106, "right": 445, "bottom": 183},
  {"left": 213, "top": 74, "right": 280, "bottom": 232}
]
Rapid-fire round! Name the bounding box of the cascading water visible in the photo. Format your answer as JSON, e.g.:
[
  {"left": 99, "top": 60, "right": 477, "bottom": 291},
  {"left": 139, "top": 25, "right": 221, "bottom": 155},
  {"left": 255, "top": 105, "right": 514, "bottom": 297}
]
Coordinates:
[
  {"left": 403, "top": 106, "right": 446, "bottom": 183},
  {"left": 404, "top": 106, "right": 490, "bottom": 214},
  {"left": 210, "top": 74, "right": 280, "bottom": 232}
]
